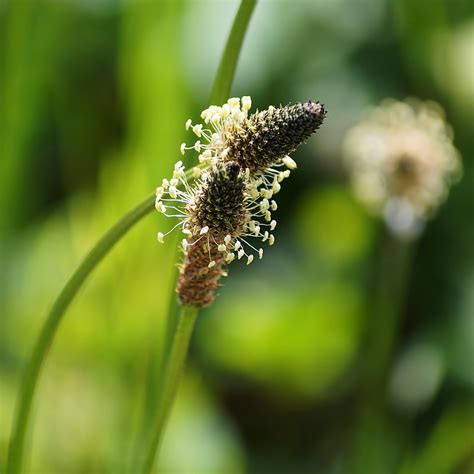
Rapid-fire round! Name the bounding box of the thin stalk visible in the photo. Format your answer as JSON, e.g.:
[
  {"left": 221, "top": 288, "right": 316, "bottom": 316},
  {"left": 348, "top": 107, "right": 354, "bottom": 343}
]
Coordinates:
[
  {"left": 353, "top": 225, "right": 415, "bottom": 474},
  {"left": 7, "top": 193, "right": 155, "bottom": 474},
  {"left": 364, "top": 227, "right": 414, "bottom": 394},
  {"left": 140, "top": 306, "right": 198, "bottom": 474},
  {"left": 209, "top": 0, "right": 256, "bottom": 105}
]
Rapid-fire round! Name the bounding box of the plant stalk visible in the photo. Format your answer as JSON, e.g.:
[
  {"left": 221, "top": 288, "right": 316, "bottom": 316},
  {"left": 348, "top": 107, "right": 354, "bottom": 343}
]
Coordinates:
[
  {"left": 209, "top": 0, "right": 256, "bottom": 105},
  {"left": 6, "top": 193, "right": 155, "bottom": 474},
  {"left": 353, "top": 225, "right": 415, "bottom": 474},
  {"left": 140, "top": 305, "right": 198, "bottom": 474}
]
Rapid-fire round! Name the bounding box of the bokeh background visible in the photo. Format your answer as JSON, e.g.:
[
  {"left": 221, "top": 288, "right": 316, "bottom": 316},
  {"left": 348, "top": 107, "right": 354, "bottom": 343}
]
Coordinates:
[{"left": 1, "top": 0, "right": 473, "bottom": 473}]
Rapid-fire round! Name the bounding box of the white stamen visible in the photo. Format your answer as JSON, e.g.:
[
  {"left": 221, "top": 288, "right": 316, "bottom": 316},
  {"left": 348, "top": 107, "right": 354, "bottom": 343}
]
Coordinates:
[
  {"left": 242, "top": 96, "right": 252, "bottom": 111},
  {"left": 221, "top": 104, "right": 230, "bottom": 117},
  {"left": 180, "top": 143, "right": 186, "bottom": 155},
  {"left": 192, "top": 124, "right": 203, "bottom": 137},
  {"left": 247, "top": 255, "right": 254, "bottom": 265},
  {"left": 200, "top": 226, "right": 209, "bottom": 235},
  {"left": 169, "top": 186, "right": 177, "bottom": 199},
  {"left": 228, "top": 97, "right": 240, "bottom": 108},
  {"left": 157, "top": 232, "right": 164, "bottom": 243},
  {"left": 155, "top": 202, "right": 166, "bottom": 213},
  {"left": 282, "top": 156, "right": 297, "bottom": 169}
]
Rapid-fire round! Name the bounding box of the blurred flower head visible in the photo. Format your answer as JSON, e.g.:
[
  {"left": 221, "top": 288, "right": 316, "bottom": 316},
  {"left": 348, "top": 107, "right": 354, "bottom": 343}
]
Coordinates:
[
  {"left": 343, "top": 99, "right": 461, "bottom": 237},
  {"left": 156, "top": 96, "right": 326, "bottom": 306}
]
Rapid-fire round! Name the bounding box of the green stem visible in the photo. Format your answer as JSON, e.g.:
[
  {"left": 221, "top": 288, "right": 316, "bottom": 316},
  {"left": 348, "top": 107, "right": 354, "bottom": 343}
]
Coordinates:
[
  {"left": 209, "top": 0, "right": 256, "bottom": 105},
  {"left": 140, "top": 306, "right": 198, "bottom": 474},
  {"left": 354, "top": 226, "right": 415, "bottom": 474},
  {"left": 364, "top": 227, "right": 414, "bottom": 392},
  {"left": 7, "top": 192, "right": 155, "bottom": 474}
]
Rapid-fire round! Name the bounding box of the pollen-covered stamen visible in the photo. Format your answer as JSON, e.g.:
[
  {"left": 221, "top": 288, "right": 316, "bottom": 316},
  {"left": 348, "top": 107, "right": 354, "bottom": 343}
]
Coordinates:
[
  {"left": 180, "top": 97, "right": 253, "bottom": 166},
  {"left": 154, "top": 160, "right": 199, "bottom": 243}
]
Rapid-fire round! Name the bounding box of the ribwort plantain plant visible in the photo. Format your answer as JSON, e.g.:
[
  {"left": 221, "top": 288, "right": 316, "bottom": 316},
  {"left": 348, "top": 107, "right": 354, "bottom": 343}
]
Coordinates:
[
  {"left": 141, "top": 97, "right": 326, "bottom": 471},
  {"left": 156, "top": 97, "right": 325, "bottom": 305}
]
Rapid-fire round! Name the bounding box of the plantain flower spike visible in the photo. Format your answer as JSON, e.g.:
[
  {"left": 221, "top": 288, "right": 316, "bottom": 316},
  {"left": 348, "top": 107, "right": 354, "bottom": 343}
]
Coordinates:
[
  {"left": 343, "top": 98, "right": 461, "bottom": 238},
  {"left": 156, "top": 96, "right": 326, "bottom": 307}
]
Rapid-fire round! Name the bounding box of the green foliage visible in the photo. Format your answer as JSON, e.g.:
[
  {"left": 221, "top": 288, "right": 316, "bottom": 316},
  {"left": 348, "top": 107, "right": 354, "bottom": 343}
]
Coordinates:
[{"left": 1, "top": 0, "right": 473, "bottom": 473}]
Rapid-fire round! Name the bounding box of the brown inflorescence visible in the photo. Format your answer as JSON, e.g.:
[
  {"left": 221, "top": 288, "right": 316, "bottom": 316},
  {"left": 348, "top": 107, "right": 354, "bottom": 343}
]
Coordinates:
[
  {"left": 177, "top": 161, "right": 248, "bottom": 307},
  {"left": 225, "top": 101, "right": 326, "bottom": 174},
  {"left": 176, "top": 237, "right": 226, "bottom": 307}
]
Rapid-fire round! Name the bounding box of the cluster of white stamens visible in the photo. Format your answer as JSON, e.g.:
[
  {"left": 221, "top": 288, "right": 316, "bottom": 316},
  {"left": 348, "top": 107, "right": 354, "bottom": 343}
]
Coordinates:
[
  {"left": 180, "top": 96, "right": 252, "bottom": 166},
  {"left": 155, "top": 161, "right": 295, "bottom": 268}
]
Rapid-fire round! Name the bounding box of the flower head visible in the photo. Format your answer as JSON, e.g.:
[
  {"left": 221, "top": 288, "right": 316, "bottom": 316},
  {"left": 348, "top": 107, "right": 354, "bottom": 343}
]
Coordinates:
[
  {"left": 157, "top": 96, "right": 326, "bottom": 306},
  {"left": 181, "top": 96, "right": 326, "bottom": 174},
  {"left": 343, "top": 99, "right": 461, "bottom": 237}
]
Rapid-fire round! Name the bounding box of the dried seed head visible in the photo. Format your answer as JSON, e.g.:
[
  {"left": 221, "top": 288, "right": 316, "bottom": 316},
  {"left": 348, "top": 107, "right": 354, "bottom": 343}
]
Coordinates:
[
  {"left": 344, "top": 98, "right": 461, "bottom": 237},
  {"left": 225, "top": 101, "right": 326, "bottom": 173}
]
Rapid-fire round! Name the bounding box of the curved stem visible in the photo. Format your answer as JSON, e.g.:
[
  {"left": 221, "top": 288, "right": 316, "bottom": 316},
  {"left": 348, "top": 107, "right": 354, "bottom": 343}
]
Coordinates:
[
  {"left": 140, "top": 306, "right": 198, "bottom": 474},
  {"left": 7, "top": 192, "right": 155, "bottom": 474},
  {"left": 209, "top": 0, "right": 256, "bottom": 105}
]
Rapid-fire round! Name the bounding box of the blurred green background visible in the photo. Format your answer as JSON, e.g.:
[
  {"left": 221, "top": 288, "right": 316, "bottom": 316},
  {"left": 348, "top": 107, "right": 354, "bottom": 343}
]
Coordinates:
[{"left": 1, "top": 0, "right": 473, "bottom": 473}]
